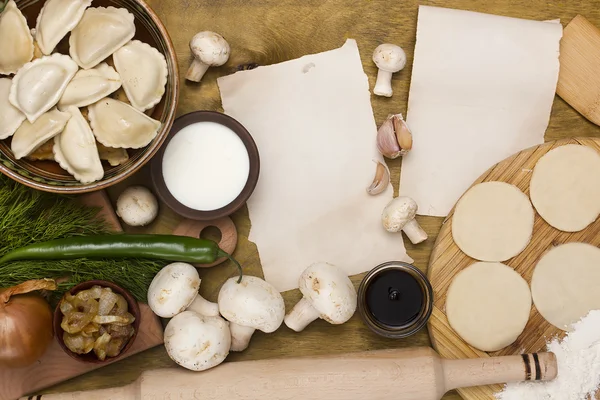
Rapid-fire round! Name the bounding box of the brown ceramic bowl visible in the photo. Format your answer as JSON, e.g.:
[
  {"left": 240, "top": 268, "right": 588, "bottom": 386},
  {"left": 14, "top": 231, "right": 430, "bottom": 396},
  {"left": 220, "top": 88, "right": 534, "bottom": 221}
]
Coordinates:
[
  {"left": 151, "top": 111, "right": 260, "bottom": 221},
  {"left": 53, "top": 280, "right": 141, "bottom": 364},
  {"left": 0, "top": 0, "right": 179, "bottom": 194}
]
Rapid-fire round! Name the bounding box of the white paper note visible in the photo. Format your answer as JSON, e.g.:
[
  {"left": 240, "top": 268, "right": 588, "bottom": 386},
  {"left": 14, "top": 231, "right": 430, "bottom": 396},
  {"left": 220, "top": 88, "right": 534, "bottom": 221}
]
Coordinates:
[
  {"left": 399, "top": 6, "right": 562, "bottom": 217},
  {"left": 218, "top": 39, "right": 413, "bottom": 292}
]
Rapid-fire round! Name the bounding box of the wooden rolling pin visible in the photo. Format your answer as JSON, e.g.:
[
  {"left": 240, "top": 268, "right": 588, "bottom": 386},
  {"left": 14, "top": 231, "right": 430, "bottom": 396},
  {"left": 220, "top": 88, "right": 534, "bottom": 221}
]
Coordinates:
[{"left": 28, "top": 348, "right": 556, "bottom": 400}]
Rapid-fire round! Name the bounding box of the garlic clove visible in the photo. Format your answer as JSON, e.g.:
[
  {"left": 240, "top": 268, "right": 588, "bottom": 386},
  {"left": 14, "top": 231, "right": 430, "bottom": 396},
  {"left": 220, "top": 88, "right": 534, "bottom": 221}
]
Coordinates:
[
  {"left": 367, "top": 161, "right": 390, "bottom": 195},
  {"left": 393, "top": 115, "right": 413, "bottom": 156},
  {"left": 376, "top": 116, "right": 401, "bottom": 159}
]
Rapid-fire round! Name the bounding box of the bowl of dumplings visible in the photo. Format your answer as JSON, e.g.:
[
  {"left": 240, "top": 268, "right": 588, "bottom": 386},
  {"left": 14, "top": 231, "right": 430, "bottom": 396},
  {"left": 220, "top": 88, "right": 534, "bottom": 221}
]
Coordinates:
[{"left": 0, "top": 0, "right": 179, "bottom": 193}]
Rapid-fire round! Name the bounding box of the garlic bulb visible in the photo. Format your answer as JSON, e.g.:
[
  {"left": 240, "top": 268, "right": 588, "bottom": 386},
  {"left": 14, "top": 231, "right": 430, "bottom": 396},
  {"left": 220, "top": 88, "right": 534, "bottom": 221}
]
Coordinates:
[
  {"left": 367, "top": 161, "right": 390, "bottom": 195},
  {"left": 376, "top": 114, "right": 413, "bottom": 159}
]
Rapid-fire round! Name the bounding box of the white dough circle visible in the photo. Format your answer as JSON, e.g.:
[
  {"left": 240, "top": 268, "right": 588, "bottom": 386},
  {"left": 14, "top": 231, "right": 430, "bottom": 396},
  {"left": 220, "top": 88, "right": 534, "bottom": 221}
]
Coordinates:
[
  {"left": 452, "top": 182, "right": 534, "bottom": 262},
  {"left": 530, "top": 144, "right": 600, "bottom": 232},
  {"left": 531, "top": 242, "right": 600, "bottom": 331},
  {"left": 446, "top": 262, "right": 531, "bottom": 352}
]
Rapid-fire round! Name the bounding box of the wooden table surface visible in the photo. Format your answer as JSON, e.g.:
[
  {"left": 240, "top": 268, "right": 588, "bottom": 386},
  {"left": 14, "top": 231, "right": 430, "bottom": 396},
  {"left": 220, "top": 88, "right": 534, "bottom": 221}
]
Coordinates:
[{"left": 42, "top": 0, "right": 600, "bottom": 398}]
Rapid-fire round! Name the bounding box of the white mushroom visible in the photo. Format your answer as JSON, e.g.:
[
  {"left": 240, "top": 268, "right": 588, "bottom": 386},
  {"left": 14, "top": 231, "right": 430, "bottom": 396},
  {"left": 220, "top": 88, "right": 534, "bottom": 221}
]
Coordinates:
[
  {"left": 372, "top": 44, "right": 406, "bottom": 97},
  {"left": 284, "top": 262, "right": 357, "bottom": 332},
  {"left": 164, "top": 311, "right": 231, "bottom": 371},
  {"left": 186, "top": 31, "right": 230, "bottom": 82},
  {"left": 116, "top": 186, "right": 159, "bottom": 227},
  {"left": 218, "top": 276, "right": 285, "bottom": 352},
  {"left": 148, "top": 262, "right": 219, "bottom": 318},
  {"left": 382, "top": 196, "right": 428, "bottom": 244}
]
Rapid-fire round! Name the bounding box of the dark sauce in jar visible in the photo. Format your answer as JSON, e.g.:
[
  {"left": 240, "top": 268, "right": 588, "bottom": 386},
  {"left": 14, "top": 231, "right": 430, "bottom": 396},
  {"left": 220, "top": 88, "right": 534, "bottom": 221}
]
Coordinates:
[
  {"left": 365, "top": 269, "right": 424, "bottom": 327},
  {"left": 358, "top": 262, "right": 433, "bottom": 338}
]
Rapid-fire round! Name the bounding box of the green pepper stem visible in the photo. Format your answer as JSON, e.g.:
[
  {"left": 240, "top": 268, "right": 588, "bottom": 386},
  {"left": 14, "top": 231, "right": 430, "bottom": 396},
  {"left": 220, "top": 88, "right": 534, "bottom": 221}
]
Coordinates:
[{"left": 219, "top": 250, "right": 243, "bottom": 283}]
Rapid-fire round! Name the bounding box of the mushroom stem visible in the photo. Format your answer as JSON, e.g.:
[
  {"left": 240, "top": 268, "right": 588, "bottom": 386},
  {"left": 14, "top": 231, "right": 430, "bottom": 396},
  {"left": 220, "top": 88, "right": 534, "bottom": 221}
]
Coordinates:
[
  {"left": 373, "top": 69, "right": 393, "bottom": 97},
  {"left": 186, "top": 295, "right": 219, "bottom": 317},
  {"left": 229, "top": 323, "right": 256, "bottom": 352},
  {"left": 186, "top": 60, "right": 210, "bottom": 82},
  {"left": 284, "top": 297, "right": 321, "bottom": 332},
  {"left": 403, "top": 219, "right": 428, "bottom": 244}
]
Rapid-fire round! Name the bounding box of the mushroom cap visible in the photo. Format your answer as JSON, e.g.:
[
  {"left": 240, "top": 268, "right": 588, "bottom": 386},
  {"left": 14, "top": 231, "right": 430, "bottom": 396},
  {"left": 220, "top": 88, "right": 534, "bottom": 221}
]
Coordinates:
[
  {"left": 218, "top": 276, "right": 285, "bottom": 333},
  {"left": 189, "top": 31, "right": 230, "bottom": 67},
  {"left": 372, "top": 44, "right": 406, "bottom": 73},
  {"left": 116, "top": 185, "right": 159, "bottom": 227},
  {"left": 147, "top": 262, "right": 200, "bottom": 318},
  {"left": 382, "top": 196, "right": 418, "bottom": 232},
  {"left": 164, "top": 311, "right": 231, "bottom": 371},
  {"left": 298, "top": 262, "right": 357, "bottom": 324}
]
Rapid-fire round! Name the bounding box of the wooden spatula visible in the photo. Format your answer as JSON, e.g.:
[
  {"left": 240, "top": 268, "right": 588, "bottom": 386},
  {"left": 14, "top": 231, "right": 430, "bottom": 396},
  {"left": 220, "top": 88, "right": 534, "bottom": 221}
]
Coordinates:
[
  {"left": 29, "top": 347, "right": 556, "bottom": 400},
  {"left": 557, "top": 15, "right": 600, "bottom": 125}
]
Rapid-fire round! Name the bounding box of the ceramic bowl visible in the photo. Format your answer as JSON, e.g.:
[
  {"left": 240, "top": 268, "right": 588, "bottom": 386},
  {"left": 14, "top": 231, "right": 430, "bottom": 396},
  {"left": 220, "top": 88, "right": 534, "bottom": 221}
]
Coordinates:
[
  {"left": 151, "top": 111, "right": 260, "bottom": 221},
  {"left": 53, "top": 280, "right": 141, "bottom": 364},
  {"left": 0, "top": 0, "right": 179, "bottom": 194}
]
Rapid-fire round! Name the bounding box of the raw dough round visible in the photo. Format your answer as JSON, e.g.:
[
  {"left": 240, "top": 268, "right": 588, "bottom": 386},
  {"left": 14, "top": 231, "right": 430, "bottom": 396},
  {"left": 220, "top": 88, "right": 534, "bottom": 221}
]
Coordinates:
[
  {"left": 530, "top": 144, "right": 600, "bottom": 232},
  {"left": 446, "top": 262, "right": 531, "bottom": 352},
  {"left": 452, "top": 182, "right": 534, "bottom": 262},
  {"left": 531, "top": 242, "right": 600, "bottom": 331}
]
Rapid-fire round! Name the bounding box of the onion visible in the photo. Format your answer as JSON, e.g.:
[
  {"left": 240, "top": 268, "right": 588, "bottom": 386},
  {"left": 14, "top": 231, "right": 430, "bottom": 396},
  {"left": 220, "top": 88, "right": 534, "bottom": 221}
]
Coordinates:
[{"left": 0, "top": 279, "right": 56, "bottom": 367}]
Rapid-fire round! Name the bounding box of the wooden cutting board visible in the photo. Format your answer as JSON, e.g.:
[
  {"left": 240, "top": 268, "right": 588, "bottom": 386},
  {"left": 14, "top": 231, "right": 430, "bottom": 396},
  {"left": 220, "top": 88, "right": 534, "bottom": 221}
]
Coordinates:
[
  {"left": 556, "top": 15, "right": 600, "bottom": 126},
  {"left": 0, "top": 191, "right": 164, "bottom": 400},
  {"left": 427, "top": 137, "right": 600, "bottom": 400}
]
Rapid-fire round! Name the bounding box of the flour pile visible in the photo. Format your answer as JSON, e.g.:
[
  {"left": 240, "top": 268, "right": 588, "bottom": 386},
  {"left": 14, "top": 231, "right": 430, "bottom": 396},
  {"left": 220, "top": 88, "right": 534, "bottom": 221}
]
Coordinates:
[{"left": 497, "top": 310, "right": 600, "bottom": 400}]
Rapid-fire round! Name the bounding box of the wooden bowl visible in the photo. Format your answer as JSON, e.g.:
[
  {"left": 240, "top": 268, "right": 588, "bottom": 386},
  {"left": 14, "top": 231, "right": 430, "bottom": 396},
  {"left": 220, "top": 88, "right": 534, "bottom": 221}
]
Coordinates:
[
  {"left": 151, "top": 111, "right": 260, "bottom": 220},
  {"left": 0, "top": 0, "right": 179, "bottom": 194},
  {"left": 53, "top": 280, "right": 141, "bottom": 364}
]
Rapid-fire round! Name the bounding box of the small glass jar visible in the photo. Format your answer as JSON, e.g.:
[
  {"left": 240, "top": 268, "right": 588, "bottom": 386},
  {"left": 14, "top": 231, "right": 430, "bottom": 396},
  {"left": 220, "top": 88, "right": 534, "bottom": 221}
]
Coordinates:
[{"left": 358, "top": 261, "right": 433, "bottom": 339}]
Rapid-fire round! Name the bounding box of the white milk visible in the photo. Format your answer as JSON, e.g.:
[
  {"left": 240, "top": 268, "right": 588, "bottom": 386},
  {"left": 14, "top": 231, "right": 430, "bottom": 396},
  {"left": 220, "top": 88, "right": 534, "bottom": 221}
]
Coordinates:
[{"left": 162, "top": 121, "right": 250, "bottom": 211}]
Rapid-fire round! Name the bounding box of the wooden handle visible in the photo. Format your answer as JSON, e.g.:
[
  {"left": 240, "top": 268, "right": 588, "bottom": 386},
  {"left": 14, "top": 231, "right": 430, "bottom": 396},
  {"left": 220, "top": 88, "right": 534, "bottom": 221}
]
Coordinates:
[
  {"left": 172, "top": 217, "right": 238, "bottom": 267},
  {"left": 442, "top": 352, "right": 557, "bottom": 391},
  {"left": 28, "top": 348, "right": 557, "bottom": 400}
]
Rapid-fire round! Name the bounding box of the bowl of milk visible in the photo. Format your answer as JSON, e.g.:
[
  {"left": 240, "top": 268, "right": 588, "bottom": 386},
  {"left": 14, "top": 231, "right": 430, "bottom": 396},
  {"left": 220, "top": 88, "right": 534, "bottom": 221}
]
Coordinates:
[{"left": 151, "top": 111, "right": 260, "bottom": 220}]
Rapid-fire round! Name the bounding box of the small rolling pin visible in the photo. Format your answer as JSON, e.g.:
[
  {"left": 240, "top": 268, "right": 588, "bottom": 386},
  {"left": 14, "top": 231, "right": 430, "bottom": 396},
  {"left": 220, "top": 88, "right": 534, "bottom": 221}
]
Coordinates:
[{"left": 27, "top": 347, "right": 556, "bottom": 400}]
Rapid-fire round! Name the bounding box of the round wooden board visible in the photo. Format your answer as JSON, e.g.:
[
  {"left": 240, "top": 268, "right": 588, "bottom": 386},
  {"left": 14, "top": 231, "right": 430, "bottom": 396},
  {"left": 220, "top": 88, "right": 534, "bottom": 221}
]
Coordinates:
[{"left": 427, "top": 137, "right": 600, "bottom": 400}]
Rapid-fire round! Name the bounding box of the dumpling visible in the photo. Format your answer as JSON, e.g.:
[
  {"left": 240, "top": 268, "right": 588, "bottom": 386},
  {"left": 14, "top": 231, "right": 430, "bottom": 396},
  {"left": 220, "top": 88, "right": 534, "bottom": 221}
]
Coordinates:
[
  {"left": 113, "top": 40, "right": 168, "bottom": 111},
  {"left": 35, "top": 0, "right": 92, "bottom": 55},
  {"left": 97, "top": 143, "right": 129, "bottom": 166},
  {"left": 70, "top": 7, "right": 135, "bottom": 69},
  {"left": 11, "top": 108, "right": 71, "bottom": 159},
  {"left": 59, "top": 63, "right": 122, "bottom": 109},
  {"left": 88, "top": 98, "right": 161, "bottom": 149},
  {"left": 53, "top": 106, "right": 103, "bottom": 184},
  {"left": 9, "top": 54, "right": 78, "bottom": 123},
  {"left": 0, "top": 0, "right": 34, "bottom": 75},
  {"left": 0, "top": 78, "right": 25, "bottom": 139}
]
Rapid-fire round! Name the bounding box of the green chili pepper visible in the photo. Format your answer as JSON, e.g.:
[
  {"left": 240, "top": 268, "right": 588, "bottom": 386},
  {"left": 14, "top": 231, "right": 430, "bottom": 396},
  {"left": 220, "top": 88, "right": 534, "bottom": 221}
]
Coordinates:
[{"left": 0, "top": 234, "right": 243, "bottom": 282}]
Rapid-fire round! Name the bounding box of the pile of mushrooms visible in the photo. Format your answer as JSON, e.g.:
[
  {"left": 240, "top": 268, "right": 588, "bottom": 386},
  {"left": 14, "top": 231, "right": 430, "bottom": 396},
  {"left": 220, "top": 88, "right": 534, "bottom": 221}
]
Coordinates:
[{"left": 148, "top": 260, "right": 359, "bottom": 372}]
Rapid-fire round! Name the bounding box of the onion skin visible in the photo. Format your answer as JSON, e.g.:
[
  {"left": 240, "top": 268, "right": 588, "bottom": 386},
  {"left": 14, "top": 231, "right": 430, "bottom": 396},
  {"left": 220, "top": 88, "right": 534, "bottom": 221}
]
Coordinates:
[{"left": 0, "top": 280, "right": 55, "bottom": 368}]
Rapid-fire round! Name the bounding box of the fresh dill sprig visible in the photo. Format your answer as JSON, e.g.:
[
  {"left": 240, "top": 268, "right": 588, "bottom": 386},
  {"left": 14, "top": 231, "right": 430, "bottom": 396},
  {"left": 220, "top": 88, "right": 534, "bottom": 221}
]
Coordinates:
[{"left": 0, "top": 175, "right": 164, "bottom": 303}]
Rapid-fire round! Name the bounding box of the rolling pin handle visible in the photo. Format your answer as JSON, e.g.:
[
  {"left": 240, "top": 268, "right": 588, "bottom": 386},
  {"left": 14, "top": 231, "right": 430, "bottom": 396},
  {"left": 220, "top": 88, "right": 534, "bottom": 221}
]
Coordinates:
[{"left": 441, "top": 352, "right": 557, "bottom": 392}]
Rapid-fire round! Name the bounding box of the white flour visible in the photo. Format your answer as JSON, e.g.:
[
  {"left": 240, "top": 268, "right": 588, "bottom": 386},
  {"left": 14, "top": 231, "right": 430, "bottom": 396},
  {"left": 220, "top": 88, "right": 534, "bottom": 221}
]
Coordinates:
[{"left": 497, "top": 310, "right": 600, "bottom": 400}]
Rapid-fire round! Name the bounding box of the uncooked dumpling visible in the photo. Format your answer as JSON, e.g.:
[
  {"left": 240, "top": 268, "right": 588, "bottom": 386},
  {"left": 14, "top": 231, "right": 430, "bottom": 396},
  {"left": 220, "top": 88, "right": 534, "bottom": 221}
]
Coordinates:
[
  {"left": 88, "top": 98, "right": 161, "bottom": 149},
  {"left": 53, "top": 106, "right": 103, "bottom": 184},
  {"left": 0, "top": 78, "right": 25, "bottom": 139},
  {"left": 113, "top": 40, "right": 168, "bottom": 111},
  {"left": 531, "top": 242, "right": 600, "bottom": 331},
  {"left": 530, "top": 144, "right": 600, "bottom": 232},
  {"left": 58, "top": 63, "right": 122, "bottom": 109},
  {"left": 35, "top": 0, "right": 92, "bottom": 55},
  {"left": 9, "top": 54, "right": 78, "bottom": 123},
  {"left": 69, "top": 7, "right": 135, "bottom": 69},
  {"left": 446, "top": 262, "right": 531, "bottom": 352},
  {"left": 11, "top": 108, "right": 71, "bottom": 159},
  {"left": 452, "top": 182, "right": 534, "bottom": 262},
  {"left": 0, "top": 0, "right": 34, "bottom": 75}
]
